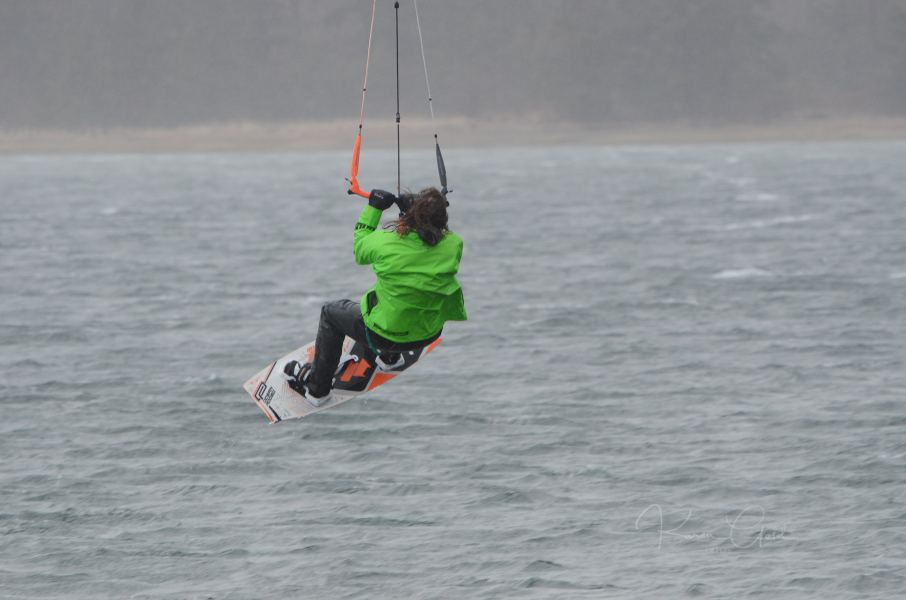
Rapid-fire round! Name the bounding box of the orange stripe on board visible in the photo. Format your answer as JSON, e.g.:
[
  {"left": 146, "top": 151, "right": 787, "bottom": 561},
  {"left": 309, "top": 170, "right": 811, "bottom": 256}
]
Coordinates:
[
  {"left": 368, "top": 372, "right": 395, "bottom": 391},
  {"left": 254, "top": 399, "right": 277, "bottom": 424},
  {"left": 340, "top": 359, "right": 371, "bottom": 382}
]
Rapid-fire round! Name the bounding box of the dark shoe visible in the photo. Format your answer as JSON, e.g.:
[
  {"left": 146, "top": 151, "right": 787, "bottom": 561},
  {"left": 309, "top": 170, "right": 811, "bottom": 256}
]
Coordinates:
[{"left": 284, "top": 360, "right": 333, "bottom": 407}]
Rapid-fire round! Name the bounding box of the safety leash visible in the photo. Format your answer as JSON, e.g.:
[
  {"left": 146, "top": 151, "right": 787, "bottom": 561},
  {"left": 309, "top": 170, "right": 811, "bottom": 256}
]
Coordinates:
[{"left": 394, "top": 1, "right": 402, "bottom": 196}]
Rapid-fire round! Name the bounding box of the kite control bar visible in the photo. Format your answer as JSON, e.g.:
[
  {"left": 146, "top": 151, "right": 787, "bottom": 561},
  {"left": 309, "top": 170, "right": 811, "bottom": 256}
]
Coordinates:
[
  {"left": 347, "top": 0, "right": 377, "bottom": 200},
  {"left": 346, "top": 129, "right": 369, "bottom": 199},
  {"left": 346, "top": 0, "right": 451, "bottom": 201}
]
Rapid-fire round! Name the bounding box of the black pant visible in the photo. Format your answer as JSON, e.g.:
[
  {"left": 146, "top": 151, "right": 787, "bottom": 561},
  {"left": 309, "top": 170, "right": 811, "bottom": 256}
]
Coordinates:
[{"left": 308, "top": 299, "right": 440, "bottom": 396}]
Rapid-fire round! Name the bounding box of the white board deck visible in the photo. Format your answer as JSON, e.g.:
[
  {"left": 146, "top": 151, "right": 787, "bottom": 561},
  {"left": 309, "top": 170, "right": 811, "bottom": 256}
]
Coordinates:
[{"left": 243, "top": 336, "right": 441, "bottom": 423}]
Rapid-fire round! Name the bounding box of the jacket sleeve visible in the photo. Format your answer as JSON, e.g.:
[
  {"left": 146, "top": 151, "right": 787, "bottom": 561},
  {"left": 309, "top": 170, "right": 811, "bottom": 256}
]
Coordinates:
[{"left": 353, "top": 205, "right": 383, "bottom": 265}]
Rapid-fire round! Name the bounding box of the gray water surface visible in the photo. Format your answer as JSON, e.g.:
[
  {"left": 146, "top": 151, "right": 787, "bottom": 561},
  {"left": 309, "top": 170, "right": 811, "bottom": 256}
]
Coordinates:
[{"left": 2, "top": 143, "right": 905, "bottom": 598}]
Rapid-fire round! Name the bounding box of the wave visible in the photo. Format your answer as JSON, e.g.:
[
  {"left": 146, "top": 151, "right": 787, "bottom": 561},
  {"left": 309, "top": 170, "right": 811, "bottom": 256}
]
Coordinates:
[
  {"left": 720, "top": 214, "right": 815, "bottom": 231},
  {"left": 712, "top": 267, "right": 773, "bottom": 280}
]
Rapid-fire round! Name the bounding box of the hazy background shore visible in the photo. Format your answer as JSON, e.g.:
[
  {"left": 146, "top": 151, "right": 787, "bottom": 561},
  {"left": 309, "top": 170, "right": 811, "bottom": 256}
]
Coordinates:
[
  {"left": 4, "top": 1, "right": 906, "bottom": 155},
  {"left": 3, "top": 116, "right": 906, "bottom": 154}
]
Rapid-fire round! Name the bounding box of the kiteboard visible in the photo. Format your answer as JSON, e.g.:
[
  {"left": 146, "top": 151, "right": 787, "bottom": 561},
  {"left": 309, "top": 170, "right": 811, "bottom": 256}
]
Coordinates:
[{"left": 243, "top": 336, "right": 441, "bottom": 423}]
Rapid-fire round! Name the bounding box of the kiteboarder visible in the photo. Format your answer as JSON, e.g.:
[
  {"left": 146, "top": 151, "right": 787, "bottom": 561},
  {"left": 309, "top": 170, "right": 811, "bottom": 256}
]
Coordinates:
[{"left": 284, "top": 187, "right": 466, "bottom": 406}]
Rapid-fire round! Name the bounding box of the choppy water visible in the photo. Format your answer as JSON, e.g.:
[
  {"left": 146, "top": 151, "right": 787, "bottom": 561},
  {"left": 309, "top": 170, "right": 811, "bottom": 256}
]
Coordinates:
[{"left": 2, "top": 142, "right": 905, "bottom": 599}]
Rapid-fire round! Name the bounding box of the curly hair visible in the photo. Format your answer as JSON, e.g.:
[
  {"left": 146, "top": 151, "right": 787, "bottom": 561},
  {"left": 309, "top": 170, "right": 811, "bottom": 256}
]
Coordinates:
[{"left": 387, "top": 187, "right": 449, "bottom": 246}]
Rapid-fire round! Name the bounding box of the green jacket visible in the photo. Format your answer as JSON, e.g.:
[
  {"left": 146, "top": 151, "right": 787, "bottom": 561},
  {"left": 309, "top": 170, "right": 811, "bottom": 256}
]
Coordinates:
[{"left": 353, "top": 205, "right": 467, "bottom": 343}]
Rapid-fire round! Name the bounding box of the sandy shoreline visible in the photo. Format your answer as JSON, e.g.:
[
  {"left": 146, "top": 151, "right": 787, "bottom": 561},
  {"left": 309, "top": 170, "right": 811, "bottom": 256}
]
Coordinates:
[{"left": 2, "top": 116, "right": 906, "bottom": 154}]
